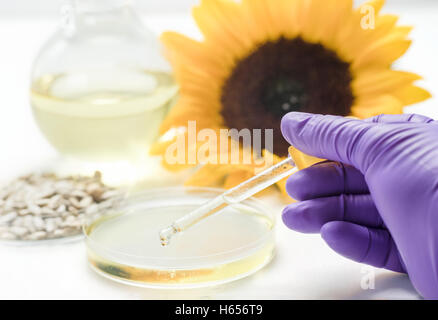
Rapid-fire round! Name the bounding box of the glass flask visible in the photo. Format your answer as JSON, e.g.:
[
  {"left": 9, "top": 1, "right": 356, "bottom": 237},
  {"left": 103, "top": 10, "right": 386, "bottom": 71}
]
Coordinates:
[{"left": 30, "top": 0, "right": 178, "bottom": 163}]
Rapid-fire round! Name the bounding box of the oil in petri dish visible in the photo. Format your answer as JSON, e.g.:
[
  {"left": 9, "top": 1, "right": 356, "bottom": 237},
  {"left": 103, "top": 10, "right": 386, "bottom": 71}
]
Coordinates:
[
  {"left": 85, "top": 204, "right": 275, "bottom": 288},
  {"left": 30, "top": 70, "right": 178, "bottom": 161}
]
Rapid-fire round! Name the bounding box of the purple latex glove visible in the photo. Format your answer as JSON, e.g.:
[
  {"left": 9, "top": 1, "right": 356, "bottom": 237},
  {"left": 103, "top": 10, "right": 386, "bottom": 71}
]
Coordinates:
[{"left": 281, "top": 112, "right": 438, "bottom": 299}]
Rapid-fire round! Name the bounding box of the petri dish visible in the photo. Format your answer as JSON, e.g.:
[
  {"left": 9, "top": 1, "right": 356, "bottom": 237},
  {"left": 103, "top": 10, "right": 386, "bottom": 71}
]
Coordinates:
[{"left": 84, "top": 187, "right": 275, "bottom": 289}]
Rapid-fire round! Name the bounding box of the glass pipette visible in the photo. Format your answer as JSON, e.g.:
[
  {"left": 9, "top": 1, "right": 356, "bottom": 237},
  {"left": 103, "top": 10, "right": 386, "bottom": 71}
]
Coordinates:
[{"left": 159, "top": 156, "right": 298, "bottom": 246}]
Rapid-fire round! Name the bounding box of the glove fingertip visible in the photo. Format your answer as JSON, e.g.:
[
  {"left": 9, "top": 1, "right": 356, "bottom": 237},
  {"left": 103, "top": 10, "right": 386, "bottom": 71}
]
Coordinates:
[
  {"left": 280, "top": 112, "right": 313, "bottom": 145},
  {"left": 285, "top": 170, "right": 309, "bottom": 201},
  {"left": 282, "top": 203, "right": 318, "bottom": 233},
  {"left": 321, "top": 221, "right": 369, "bottom": 262},
  {"left": 282, "top": 204, "right": 301, "bottom": 231}
]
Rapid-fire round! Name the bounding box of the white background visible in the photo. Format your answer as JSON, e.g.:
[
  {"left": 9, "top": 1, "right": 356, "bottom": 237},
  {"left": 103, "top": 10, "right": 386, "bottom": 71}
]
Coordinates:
[
  {"left": 0, "top": 0, "right": 427, "bottom": 16},
  {"left": 0, "top": 0, "right": 436, "bottom": 299}
]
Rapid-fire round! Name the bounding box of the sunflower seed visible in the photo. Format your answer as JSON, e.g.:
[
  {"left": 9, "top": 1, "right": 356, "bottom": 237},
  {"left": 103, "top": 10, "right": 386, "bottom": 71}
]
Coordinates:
[
  {"left": 0, "top": 171, "right": 119, "bottom": 241},
  {"left": 34, "top": 199, "right": 50, "bottom": 206},
  {"left": 0, "top": 212, "right": 17, "bottom": 225},
  {"left": 12, "top": 217, "right": 24, "bottom": 227},
  {"left": 56, "top": 204, "right": 66, "bottom": 213},
  {"left": 68, "top": 197, "right": 82, "bottom": 208},
  {"left": 78, "top": 196, "right": 93, "bottom": 208},
  {"left": 101, "top": 190, "right": 120, "bottom": 200},
  {"left": 48, "top": 195, "right": 62, "bottom": 208},
  {"left": 23, "top": 215, "right": 36, "bottom": 232},
  {"left": 32, "top": 217, "right": 45, "bottom": 231},
  {"left": 39, "top": 209, "right": 55, "bottom": 218},
  {"left": 0, "top": 232, "right": 17, "bottom": 240},
  {"left": 18, "top": 209, "right": 30, "bottom": 216},
  {"left": 26, "top": 231, "right": 47, "bottom": 240},
  {"left": 12, "top": 201, "right": 26, "bottom": 209},
  {"left": 28, "top": 204, "right": 42, "bottom": 215},
  {"left": 44, "top": 219, "right": 57, "bottom": 233},
  {"left": 85, "top": 204, "right": 99, "bottom": 215},
  {"left": 71, "top": 190, "right": 88, "bottom": 199},
  {"left": 10, "top": 226, "right": 29, "bottom": 237}
]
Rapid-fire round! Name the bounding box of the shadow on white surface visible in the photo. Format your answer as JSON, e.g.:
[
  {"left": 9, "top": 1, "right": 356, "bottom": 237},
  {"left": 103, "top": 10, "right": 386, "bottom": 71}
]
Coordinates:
[{"left": 346, "top": 273, "right": 421, "bottom": 300}]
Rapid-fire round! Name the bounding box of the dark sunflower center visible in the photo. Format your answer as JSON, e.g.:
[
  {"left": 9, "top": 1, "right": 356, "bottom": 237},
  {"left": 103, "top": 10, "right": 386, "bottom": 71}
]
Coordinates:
[
  {"left": 220, "top": 37, "right": 354, "bottom": 157},
  {"left": 262, "top": 75, "right": 308, "bottom": 116}
]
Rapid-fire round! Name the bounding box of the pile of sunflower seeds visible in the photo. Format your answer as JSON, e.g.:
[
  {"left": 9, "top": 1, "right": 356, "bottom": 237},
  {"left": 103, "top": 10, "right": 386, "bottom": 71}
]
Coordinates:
[{"left": 0, "top": 171, "right": 122, "bottom": 241}]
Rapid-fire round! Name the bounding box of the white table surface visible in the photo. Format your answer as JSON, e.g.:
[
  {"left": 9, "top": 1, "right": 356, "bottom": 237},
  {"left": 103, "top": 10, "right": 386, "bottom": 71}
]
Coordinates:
[{"left": 0, "top": 5, "right": 437, "bottom": 299}]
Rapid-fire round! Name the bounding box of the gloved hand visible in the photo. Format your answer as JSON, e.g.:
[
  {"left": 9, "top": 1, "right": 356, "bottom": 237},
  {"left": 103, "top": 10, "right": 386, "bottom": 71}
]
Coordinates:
[{"left": 281, "top": 112, "right": 438, "bottom": 299}]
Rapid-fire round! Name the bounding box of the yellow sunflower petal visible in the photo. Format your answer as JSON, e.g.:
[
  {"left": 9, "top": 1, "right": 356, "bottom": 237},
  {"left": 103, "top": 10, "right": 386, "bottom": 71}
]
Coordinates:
[
  {"left": 344, "top": 16, "right": 400, "bottom": 59},
  {"left": 150, "top": 138, "right": 176, "bottom": 156},
  {"left": 319, "top": 0, "right": 354, "bottom": 48},
  {"left": 351, "top": 94, "right": 403, "bottom": 118},
  {"left": 193, "top": 0, "right": 254, "bottom": 59},
  {"left": 161, "top": 32, "right": 201, "bottom": 62},
  {"left": 159, "top": 106, "right": 207, "bottom": 133},
  {"left": 371, "top": 14, "right": 399, "bottom": 38},
  {"left": 302, "top": 0, "right": 359, "bottom": 45},
  {"left": 333, "top": 1, "right": 402, "bottom": 62},
  {"left": 223, "top": 169, "right": 254, "bottom": 189},
  {"left": 330, "top": 2, "right": 367, "bottom": 57},
  {"left": 282, "top": 0, "right": 312, "bottom": 37},
  {"left": 164, "top": 99, "right": 218, "bottom": 120},
  {"left": 353, "top": 69, "right": 422, "bottom": 96},
  {"left": 177, "top": 86, "right": 221, "bottom": 108},
  {"left": 392, "top": 85, "right": 432, "bottom": 106},
  {"left": 161, "top": 159, "right": 196, "bottom": 172},
  {"left": 240, "top": 0, "right": 283, "bottom": 42},
  {"left": 156, "top": 133, "right": 199, "bottom": 171},
  {"left": 352, "top": 36, "right": 412, "bottom": 70},
  {"left": 263, "top": 0, "right": 299, "bottom": 38},
  {"left": 161, "top": 32, "right": 225, "bottom": 75},
  {"left": 173, "top": 63, "right": 224, "bottom": 90},
  {"left": 160, "top": 116, "right": 222, "bottom": 135},
  {"left": 365, "top": 0, "right": 385, "bottom": 13},
  {"left": 276, "top": 177, "right": 288, "bottom": 195},
  {"left": 184, "top": 164, "right": 230, "bottom": 187},
  {"left": 288, "top": 146, "right": 324, "bottom": 170},
  {"left": 393, "top": 25, "right": 413, "bottom": 38}
]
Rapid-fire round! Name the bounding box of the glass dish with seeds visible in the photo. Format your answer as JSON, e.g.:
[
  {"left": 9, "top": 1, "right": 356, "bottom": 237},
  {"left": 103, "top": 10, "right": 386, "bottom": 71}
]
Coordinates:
[{"left": 0, "top": 171, "right": 123, "bottom": 243}]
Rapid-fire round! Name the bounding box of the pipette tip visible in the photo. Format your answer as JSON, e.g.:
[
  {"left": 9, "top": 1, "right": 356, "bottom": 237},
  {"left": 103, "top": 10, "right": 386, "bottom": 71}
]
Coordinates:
[{"left": 159, "top": 224, "right": 178, "bottom": 247}]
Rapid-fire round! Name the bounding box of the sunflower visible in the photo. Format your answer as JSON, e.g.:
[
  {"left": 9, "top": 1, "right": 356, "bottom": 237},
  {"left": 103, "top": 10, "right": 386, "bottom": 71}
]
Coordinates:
[{"left": 151, "top": 0, "right": 430, "bottom": 193}]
